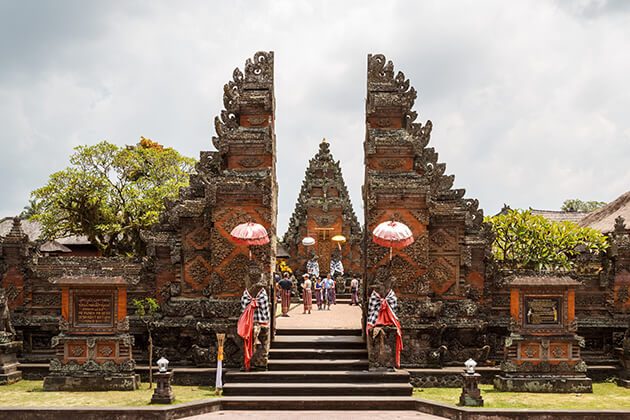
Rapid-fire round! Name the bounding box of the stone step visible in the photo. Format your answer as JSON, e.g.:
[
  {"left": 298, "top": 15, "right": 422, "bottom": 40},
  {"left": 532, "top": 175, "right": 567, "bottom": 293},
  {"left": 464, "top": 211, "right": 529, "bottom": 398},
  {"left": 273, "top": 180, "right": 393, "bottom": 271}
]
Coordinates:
[
  {"left": 219, "top": 396, "right": 418, "bottom": 411},
  {"left": 275, "top": 328, "right": 362, "bottom": 336},
  {"left": 272, "top": 335, "right": 365, "bottom": 350},
  {"left": 225, "top": 370, "right": 410, "bottom": 384},
  {"left": 269, "top": 348, "right": 367, "bottom": 360},
  {"left": 268, "top": 359, "right": 369, "bottom": 371},
  {"left": 222, "top": 382, "right": 413, "bottom": 397}
]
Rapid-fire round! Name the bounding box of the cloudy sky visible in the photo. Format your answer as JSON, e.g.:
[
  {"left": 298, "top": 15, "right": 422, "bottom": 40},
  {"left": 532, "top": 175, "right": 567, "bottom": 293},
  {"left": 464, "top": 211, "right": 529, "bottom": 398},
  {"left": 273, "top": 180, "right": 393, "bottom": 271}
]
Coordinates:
[{"left": 1, "top": 0, "right": 629, "bottom": 235}]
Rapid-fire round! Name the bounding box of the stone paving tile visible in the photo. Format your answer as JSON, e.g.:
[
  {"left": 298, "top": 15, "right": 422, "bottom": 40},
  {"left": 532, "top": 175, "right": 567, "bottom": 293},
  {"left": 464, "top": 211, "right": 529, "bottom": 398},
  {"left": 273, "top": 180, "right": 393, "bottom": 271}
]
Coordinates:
[
  {"left": 275, "top": 301, "right": 363, "bottom": 329},
  {"left": 184, "top": 410, "right": 446, "bottom": 419}
]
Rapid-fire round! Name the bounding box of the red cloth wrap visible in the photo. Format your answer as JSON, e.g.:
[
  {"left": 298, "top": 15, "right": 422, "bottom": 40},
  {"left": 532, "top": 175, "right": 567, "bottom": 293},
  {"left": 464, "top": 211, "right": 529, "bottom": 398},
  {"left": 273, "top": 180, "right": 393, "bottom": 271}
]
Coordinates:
[
  {"left": 370, "top": 297, "right": 403, "bottom": 368},
  {"left": 237, "top": 298, "right": 258, "bottom": 371}
]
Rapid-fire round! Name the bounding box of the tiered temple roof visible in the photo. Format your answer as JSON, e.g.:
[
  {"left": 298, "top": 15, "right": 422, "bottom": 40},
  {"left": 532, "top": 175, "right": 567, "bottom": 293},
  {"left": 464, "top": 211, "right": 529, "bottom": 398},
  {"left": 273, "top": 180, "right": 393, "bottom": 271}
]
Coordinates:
[{"left": 283, "top": 139, "right": 362, "bottom": 276}]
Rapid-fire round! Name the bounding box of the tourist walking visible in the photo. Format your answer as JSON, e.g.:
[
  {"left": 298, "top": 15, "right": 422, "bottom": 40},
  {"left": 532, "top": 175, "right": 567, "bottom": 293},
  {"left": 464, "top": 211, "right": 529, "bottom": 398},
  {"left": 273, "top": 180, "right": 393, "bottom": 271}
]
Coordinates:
[
  {"left": 314, "top": 276, "right": 324, "bottom": 310},
  {"left": 323, "top": 275, "right": 335, "bottom": 310},
  {"left": 302, "top": 274, "right": 312, "bottom": 314},
  {"left": 277, "top": 273, "right": 293, "bottom": 317},
  {"left": 350, "top": 277, "right": 360, "bottom": 306}
]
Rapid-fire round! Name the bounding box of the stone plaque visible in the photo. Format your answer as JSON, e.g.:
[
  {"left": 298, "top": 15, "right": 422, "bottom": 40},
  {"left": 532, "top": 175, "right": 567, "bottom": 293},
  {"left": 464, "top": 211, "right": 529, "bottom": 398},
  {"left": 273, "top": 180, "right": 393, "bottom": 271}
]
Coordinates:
[
  {"left": 74, "top": 294, "right": 114, "bottom": 327},
  {"left": 525, "top": 297, "right": 561, "bottom": 326}
]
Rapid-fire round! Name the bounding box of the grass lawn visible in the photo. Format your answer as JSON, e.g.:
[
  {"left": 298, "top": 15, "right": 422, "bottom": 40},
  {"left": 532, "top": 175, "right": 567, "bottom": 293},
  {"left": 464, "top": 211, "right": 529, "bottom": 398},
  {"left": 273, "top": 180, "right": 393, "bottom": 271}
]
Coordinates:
[
  {"left": 0, "top": 380, "right": 217, "bottom": 407},
  {"left": 414, "top": 383, "right": 630, "bottom": 410}
]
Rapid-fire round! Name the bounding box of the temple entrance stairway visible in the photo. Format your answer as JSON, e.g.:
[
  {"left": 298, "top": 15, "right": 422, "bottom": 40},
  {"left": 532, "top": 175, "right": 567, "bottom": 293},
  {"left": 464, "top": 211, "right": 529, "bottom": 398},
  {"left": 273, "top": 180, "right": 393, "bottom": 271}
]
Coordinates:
[{"left": 223, "top": 327, "right": 415, "bottom": 410}]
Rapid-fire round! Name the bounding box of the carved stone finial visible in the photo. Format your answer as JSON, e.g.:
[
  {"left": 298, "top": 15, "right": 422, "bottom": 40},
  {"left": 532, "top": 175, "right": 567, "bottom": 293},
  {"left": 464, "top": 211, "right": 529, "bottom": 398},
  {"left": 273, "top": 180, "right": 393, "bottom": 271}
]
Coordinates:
[
  {"left": 6, "top": 217, "right": 25, "bottom": 240},
  {"left": 615, "top": 216, "right": 627, "bottom": 233},
  {"left": 243, "top": 51, "right": 274, "bottom": 86},
  {"left": 367, "top": 53, "right": 415, "bottom": 98},
  {"left": 213, "top": 51, "right": 274, "bottom": 148}
]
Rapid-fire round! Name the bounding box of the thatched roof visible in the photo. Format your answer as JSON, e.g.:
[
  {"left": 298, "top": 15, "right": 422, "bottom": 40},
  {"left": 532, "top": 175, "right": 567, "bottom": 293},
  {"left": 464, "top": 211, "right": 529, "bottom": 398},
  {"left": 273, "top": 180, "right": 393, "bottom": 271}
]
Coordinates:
[
  {"left": 496, "top": 206, "right": 589, "bottom": 223},
  {"left": 40, "top": 240, "right": 72, "bottom": 253},
  {"left": 530, "top": 209, "right": 588, "bottom": 224},
  {"left": 579, "top": 191, "right": 630, "bottom": 233}
]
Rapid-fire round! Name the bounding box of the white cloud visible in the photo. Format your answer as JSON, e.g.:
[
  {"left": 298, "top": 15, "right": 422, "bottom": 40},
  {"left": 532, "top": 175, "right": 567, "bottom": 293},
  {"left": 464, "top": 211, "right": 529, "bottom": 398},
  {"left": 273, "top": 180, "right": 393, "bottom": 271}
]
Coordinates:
[{"left": 1, "top": 0, "right": 629, "bottom": 232}]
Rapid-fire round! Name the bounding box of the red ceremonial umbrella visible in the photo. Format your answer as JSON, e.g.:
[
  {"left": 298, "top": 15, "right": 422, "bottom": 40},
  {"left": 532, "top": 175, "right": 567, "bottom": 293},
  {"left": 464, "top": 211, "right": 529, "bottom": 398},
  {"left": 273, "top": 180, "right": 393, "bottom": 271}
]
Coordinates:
[
  {"left": 372, "top": 220, "right": 414, "bottom": 261},
  {"left": 230, "top": 222, "right": 270, "bottom": 259}
]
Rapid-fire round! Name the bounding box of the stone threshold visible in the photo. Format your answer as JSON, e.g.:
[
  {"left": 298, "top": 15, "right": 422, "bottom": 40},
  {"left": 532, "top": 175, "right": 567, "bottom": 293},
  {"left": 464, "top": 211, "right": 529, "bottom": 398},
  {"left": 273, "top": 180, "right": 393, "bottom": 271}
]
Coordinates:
[{"left": 2, "top": 396, "right": 630, "bottom": 420}]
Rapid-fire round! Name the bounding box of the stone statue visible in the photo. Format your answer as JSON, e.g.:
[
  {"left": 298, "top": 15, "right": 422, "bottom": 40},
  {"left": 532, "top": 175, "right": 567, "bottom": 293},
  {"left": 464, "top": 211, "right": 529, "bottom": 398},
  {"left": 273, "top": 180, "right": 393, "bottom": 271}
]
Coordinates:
[
  {"left": 239, "top": 264, "right": 271, "bottom": 370},
  {"left": 0, "top": 288, "right": 22, "bottom": 384},
  {"left": 367, "top": 267, "right": 402, "bottom": 369},
  {"left": 0, "top": 290, "right": 15, "bottom": 340}
]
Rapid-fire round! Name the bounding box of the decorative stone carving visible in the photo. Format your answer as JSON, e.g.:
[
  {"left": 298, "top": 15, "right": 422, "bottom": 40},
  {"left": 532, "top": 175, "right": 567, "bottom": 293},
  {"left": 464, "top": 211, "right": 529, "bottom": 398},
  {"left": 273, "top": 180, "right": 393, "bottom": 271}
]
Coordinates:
[
  {"left": 0, "top": 289, "right": 15, "bottom": 339},
  {"left": 283, "top": 139, "right": 362, "bottom": 278},
  {"left": 0, "top": 288, "right": 22, "bottom": 385},
  {"left": 138, "top": 52, "right": 277, "bottom": 366},
  {"left": 363, "top": 53, "right": 490, "bottom": 367},
  {"left": 43, "top": 277, "right": 139, "bottom": 391},
  {"left": 494, "top": 276, "right": 593, "bottom": 393}
]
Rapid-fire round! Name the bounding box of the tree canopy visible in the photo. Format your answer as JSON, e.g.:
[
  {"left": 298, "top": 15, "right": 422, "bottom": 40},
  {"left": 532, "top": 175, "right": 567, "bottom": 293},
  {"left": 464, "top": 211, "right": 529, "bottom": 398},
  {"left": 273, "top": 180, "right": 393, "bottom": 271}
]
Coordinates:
[
  {"left": 561, "top": 198, "right": 607, "bottom": 213},
  {"left": 485, "top": 209, "right": 608, "bottom": 271},
  {"left": 30, "top": 138, "right": 196, "bottom": 256}
]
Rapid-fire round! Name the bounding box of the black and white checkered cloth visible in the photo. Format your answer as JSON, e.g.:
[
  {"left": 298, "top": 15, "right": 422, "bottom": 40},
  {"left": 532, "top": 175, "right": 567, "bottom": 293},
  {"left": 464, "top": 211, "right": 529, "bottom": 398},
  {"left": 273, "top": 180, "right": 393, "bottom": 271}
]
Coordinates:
[
  {"left": 366, "top": 289, "right": 398, "bottom": 327},
  {"left": 330, "top": 259, "right": 344, "bottom": 277},
  {"left": 306, "top": 259, "right": 320, "bottom": 277},
  {"left": 240, "top": 288, "right": 270, "bottom": 324}
]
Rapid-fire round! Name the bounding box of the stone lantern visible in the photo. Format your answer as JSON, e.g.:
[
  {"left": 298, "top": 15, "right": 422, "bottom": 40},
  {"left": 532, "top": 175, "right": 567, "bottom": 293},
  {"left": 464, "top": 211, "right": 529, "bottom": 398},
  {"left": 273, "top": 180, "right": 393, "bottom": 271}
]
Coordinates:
[
  {"left": 465, "top": 358, "right": 477, "bottom": 374},
  {"left": 459, "top": 359, "right": 483, "bottom": 407},
  {"left": 151, "top": 357, "right": 175, "bottom": 404},
  {"left": 157, "top": 357, "right": 169, "bottom": 373}
]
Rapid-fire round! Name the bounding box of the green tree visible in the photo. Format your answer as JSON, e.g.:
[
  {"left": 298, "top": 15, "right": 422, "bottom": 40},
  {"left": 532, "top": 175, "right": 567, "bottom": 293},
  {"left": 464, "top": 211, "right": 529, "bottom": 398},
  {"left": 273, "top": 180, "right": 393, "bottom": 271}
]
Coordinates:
[
  {"left": 31, "top": 138, "right": 195, "bottom": 256},
  {"left": 485, "top": 209, "right": 608, "bottom": 271},
  {"left": 561, "top": 199, "right": 607, "bottom": 213},
  {"left": 132, "top": 297, "right": 160, "bottom": 389},
  {"left": 19, "top": 198, "right": 42, "bottom": 219}
]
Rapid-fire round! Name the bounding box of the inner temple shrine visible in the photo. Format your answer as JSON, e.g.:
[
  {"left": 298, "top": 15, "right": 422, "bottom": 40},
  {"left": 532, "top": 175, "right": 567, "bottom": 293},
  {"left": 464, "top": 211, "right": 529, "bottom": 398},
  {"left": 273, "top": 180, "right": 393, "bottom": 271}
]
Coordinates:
[{"left": 282, "top": 139, "right": 362, "bottom": 280}]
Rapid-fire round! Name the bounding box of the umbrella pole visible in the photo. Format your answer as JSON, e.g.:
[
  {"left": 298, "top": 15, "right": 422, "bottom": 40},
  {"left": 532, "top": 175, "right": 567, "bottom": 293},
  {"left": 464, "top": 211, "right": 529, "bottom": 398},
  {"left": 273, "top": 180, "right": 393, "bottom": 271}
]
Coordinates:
[
  {"left": 389, "top": 247, "right": 393, "bottom": 261},
  {"left": 248, "top": 247, "right": 252, "bottom": 260}
]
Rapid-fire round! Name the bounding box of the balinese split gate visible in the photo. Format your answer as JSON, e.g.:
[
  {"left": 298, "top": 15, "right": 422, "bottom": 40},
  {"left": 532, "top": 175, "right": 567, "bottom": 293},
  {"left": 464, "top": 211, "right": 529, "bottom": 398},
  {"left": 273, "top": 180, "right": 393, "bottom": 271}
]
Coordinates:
[{"left": 2, "top": 51, "right": 630, "bottom": 404}]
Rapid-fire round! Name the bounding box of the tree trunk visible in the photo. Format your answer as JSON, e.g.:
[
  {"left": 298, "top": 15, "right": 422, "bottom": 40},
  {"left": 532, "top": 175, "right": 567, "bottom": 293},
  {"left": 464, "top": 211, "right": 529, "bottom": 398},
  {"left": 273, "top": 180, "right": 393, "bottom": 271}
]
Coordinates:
[{"left": 148, "top": 332, "right": 153, "bottom": 389}]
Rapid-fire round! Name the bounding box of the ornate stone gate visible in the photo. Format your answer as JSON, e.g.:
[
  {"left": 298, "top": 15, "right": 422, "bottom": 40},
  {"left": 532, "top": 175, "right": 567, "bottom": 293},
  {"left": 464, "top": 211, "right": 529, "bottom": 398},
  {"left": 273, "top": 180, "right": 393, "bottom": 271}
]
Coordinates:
[
  {"left": 362, "top": 54, "right": 491, "bottom": 368},
  {"left": 143, "top": 51, "right": 278, "bottom": 368}
]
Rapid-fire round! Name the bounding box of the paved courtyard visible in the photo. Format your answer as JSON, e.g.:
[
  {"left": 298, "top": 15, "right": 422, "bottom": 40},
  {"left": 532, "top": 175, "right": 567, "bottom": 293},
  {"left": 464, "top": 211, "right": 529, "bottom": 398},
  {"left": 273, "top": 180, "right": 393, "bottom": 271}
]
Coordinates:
[
  {"left": 185, "top": 410, "right": 446, "bottom": 419},
  {"left": 275, "top": 300, "right": 363, "bottom": 329}
]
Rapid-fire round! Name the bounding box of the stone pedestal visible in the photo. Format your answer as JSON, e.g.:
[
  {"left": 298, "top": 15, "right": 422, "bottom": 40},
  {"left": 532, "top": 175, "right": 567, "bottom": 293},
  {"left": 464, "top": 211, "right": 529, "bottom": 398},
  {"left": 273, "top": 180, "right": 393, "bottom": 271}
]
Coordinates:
[
  {"left": 0, "top": 339, "right": 22, "bottom": 385},
  {"left": 151, "top": 371, "right": 175, "bottom": 404},
  {"left": 494, "top": 276, "right": 592, "bottom": 393},
  {"left": 459, "top": 372, "right": 483, "bottom": 407},
  {"left": 617, "top": 327, "right": 630, "bottom": 388},
  {"left": 368, "top": 325, "right": 398, "bottom": 370},
  {"left": 43, "top": 276, "right": 139, "bottom": 391}
]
